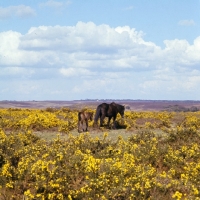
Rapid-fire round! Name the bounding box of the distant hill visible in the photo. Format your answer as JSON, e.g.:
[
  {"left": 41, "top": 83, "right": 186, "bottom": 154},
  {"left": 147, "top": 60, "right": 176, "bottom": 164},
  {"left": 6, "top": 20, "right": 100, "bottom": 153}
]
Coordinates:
[{"left": 1, "top": 100, "right": 200, "bottom": 111}]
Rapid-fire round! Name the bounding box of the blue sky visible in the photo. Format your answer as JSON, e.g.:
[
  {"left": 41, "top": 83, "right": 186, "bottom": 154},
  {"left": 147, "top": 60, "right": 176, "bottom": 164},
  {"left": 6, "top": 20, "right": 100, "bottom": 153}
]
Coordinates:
[{"left": 0, "top": 0, "right": 200, "bottom": 101}]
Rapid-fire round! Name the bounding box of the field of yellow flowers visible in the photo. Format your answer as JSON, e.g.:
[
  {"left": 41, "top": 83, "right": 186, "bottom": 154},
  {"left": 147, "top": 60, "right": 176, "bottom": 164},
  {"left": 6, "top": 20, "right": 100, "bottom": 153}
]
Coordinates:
[{"left": 1, "top": 107, "right": 200, "bottom": 199}]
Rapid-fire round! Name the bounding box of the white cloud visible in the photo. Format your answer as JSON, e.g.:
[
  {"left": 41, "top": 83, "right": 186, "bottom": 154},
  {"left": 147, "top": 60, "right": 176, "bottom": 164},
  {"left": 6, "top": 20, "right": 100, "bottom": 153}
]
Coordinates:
[
  {"left": 20, "top": 22, "right": 150, "bottom": 53},
  {"left": 0, "top": 31, "right": 24, "bottom": 66},
  {"left": 1, "top": 22, "right": 200, "bottom": 73},
  {"left": 163, "top": 39, "right": 189, "bottom": 51},
  {"left": 0, "top": 5, "right": 35, "bottom": 19},
  {"left": 178, "top": 20, "right": 195, "bottom": 26},
  {"left": 1, "top": 22, "right": 200, "bottom": 100}
]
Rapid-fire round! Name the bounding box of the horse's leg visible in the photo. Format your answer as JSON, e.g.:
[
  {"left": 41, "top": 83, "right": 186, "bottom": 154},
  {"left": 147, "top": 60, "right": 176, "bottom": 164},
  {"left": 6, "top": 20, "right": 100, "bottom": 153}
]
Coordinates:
[
  {"left": 107, "top": 117, "right": 112, "bottom": 128},
  {"left": 78, "top": 121, "right": 80, "bottom": 133},
  {"left": 100, "top": 114, "right": 105, "bottom": 127},
  {"left": 112, "top": 116, "right": 117, "bottom": 129}
]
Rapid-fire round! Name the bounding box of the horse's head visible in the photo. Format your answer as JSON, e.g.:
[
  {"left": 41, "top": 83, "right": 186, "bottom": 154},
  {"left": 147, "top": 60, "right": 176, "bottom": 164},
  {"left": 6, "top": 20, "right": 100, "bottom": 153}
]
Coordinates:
[
  {"left": 89, "top": 112, "right": 94, "bottom": 121},
  {"left": 119, "top": 105, "right": 125, "bottom": 118}
]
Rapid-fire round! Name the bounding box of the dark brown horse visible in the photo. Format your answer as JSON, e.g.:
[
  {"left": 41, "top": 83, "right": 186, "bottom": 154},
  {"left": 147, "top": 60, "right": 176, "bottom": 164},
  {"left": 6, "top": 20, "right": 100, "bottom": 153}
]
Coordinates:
[
  {"left": 93, "top": 102, "right": 125, "bottom": 129},
  {"left": 78, "top": 111, "right": 93, "bottom": 133}
]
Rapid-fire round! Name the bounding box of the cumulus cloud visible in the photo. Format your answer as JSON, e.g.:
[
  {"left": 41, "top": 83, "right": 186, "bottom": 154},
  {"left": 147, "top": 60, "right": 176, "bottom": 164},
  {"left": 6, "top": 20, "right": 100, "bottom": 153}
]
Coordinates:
[
  {"left": 1, "top": 22, "right": 200, "bottom": 72},
  {"left": 0, "top": 5, "right": 35, "bottom": 19},
  {"left": 1, "top": 21, "right": 200, "bottom": 100},
  {"left": 20, "top": 22, "right": 149, "bottom": 54},
  {"left": 0, "top": 31, "right": 24, "bottom": 65}
]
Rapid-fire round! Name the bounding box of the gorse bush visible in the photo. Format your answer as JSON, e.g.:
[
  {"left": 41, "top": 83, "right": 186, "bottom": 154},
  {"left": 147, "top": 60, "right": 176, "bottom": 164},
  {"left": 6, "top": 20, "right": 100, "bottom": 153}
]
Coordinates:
[
  {"left": 0, "top": 108, "right": 81, "bottom": 133},
  {"left": 0, "top": 108, "right": 200, "bottom": 199},
  {"left": 1, "top": 131, "right": 200, "bottom": 199}
]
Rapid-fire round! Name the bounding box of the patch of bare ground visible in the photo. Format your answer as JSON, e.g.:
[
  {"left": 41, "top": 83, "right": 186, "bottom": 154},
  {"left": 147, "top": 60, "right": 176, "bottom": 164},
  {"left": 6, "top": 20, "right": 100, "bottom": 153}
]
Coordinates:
[{"left": 34, "top": 128, "right": 137, "bottom": 142}]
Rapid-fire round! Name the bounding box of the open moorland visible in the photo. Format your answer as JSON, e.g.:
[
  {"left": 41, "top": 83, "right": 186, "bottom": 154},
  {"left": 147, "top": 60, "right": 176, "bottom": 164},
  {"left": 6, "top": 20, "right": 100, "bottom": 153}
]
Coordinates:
[{"left": 1, "top": 100, "right": 200, "bottom": 199}]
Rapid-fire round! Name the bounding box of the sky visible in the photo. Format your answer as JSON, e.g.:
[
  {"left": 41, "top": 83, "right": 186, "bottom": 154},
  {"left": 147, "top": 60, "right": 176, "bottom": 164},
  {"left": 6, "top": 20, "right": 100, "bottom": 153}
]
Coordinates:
[{"left": 0, "top": 0, "right": 200, "bottom": 101}]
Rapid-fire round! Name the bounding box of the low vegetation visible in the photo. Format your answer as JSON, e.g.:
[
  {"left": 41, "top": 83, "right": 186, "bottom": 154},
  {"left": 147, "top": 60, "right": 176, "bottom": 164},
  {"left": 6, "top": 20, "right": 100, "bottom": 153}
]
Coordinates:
[{"left": 1, "top": 108, "right": 200, "bottom": 199}]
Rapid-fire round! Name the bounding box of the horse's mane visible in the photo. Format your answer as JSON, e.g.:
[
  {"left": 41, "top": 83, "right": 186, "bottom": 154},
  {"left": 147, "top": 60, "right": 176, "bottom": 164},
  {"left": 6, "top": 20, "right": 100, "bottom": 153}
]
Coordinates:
[{"left": 111, "top": 102, "right": 124, "bottom": 110}]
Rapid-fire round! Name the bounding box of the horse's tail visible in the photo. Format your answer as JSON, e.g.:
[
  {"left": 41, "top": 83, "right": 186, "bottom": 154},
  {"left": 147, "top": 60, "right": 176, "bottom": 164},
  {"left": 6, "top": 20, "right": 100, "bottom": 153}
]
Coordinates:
[
  {"left": 78, "top": 112, "right": 81, "bottom": 121},
  {"left": 77, "top": 112, "right": 81, "bottom": 132},
  {"left": 94, "top": 106, "right": 101, "bottom": 125}
]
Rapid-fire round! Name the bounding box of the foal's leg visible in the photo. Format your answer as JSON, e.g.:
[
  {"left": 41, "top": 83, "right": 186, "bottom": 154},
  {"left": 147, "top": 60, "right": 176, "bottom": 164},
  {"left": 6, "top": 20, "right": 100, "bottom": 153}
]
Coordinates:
[
  {"left": 81, "top": 120, "right": 85, "bottom": 132},
  {"left": 78, "top": 120, "right": 84, "bottom": 133},
  {"left": 78, "top": 121, "right": 81, "bottom": 133},
  {"left": 85, "top": 119, "right": 88, "bottom": 132}
]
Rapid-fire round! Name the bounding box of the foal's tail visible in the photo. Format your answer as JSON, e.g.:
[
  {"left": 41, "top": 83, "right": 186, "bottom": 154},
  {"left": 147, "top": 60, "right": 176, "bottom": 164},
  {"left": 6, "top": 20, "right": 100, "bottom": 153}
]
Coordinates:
[{"left": 93, "top": 106, "right": 101, "bottom": 126}]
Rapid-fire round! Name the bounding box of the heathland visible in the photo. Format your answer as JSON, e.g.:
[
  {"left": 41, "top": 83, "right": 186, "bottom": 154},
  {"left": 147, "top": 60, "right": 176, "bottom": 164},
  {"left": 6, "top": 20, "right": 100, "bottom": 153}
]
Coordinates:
[{"left": 1, "top": 100, "right": 200, "bottom": 199}]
